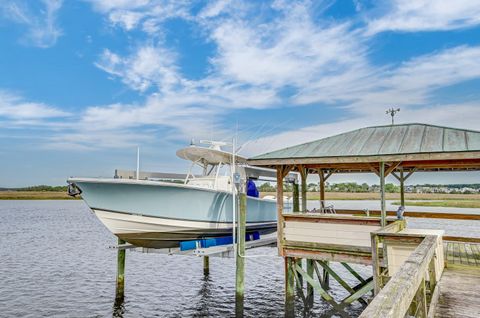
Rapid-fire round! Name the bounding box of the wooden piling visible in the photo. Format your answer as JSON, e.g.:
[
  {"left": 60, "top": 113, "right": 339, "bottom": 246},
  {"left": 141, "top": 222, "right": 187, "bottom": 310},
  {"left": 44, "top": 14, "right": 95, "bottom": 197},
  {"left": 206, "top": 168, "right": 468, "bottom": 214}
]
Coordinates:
[
  {"left": 285, "top": 257, "right": 295, "bottom": 317},
  {"left": 203, "top": 256, "right": 209, "bottom": 276},
  {"left": 292, "top": 176, "right": 303, "bottom": 288},
  {"left": 235, "top": 192, "right": 247, "bottom": 317},
  {"left": 116, "top": 238, "right": 126, "bottom": 301}
]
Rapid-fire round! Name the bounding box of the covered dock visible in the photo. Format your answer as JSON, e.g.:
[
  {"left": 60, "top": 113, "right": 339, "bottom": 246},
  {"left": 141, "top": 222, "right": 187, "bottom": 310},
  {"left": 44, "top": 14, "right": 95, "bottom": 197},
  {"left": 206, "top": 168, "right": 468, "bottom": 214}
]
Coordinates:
[{"left": 248, "top": 123, "right": 480, "bottom": 317}]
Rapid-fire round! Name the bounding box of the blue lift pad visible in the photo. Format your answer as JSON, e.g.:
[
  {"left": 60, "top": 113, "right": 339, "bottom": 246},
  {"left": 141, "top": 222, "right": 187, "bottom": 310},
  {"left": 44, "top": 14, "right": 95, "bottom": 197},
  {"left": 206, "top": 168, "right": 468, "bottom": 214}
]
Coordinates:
[{"left": 179, "top": 232, "right": 260, "bottom": 251}]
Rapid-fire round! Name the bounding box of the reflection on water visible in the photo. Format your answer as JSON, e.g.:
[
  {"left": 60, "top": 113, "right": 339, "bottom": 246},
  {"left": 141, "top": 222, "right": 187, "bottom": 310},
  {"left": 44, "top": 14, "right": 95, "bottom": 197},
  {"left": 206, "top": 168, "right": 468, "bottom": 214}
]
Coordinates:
[{"left": 0, "top": 200, "right": 478, "bottom": 317}]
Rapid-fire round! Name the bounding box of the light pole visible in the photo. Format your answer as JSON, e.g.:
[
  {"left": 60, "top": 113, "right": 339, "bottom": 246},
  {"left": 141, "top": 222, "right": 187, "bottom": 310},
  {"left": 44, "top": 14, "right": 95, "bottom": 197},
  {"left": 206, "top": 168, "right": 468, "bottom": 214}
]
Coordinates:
[{"left": 386, "top": 107, "right": 400, "bottom": 125}]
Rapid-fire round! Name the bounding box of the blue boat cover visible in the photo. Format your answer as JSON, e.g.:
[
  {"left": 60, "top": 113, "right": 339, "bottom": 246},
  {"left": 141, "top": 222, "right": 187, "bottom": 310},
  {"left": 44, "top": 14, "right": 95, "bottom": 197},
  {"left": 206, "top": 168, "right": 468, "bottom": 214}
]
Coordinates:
[{"left": 247, "top": 179, "right": 259, "bottom": 198}]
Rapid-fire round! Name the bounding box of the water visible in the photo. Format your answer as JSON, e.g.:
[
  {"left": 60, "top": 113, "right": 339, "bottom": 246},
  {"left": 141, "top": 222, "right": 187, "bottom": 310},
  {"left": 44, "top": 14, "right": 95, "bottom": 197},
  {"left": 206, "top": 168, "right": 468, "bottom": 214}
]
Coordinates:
[{"left": 1, "top": 200, "right": 479, "bottom": 317}]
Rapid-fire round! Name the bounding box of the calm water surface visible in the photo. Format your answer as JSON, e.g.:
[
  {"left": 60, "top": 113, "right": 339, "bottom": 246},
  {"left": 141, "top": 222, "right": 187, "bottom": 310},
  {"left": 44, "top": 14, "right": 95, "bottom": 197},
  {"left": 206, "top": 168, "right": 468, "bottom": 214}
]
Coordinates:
[{"left": 1, "top": 200, "right": 478, "bottom": 317}]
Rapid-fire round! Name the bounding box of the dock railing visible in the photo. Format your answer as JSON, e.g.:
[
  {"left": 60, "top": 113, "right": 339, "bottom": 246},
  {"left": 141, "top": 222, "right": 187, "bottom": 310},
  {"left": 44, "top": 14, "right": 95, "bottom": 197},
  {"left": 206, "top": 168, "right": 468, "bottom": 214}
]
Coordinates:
[{"left": 363, "top": 234, "right": 439, "bottom": 318}]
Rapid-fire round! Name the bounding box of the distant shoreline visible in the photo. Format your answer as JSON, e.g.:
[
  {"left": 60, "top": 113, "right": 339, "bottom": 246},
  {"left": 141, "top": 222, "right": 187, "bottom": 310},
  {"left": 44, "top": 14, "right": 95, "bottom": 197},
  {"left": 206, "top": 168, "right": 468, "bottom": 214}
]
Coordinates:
[
  {"left": 1, "top": 191, "right": 478, "bottom": 208},
  {"left": 0, "top": 191, "right": 80, "bottom": 200}
]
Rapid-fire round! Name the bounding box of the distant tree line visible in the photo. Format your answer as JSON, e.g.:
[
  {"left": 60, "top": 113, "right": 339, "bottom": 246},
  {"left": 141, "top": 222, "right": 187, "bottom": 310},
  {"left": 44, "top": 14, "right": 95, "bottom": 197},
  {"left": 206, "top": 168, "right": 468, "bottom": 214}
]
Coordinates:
[
  {"left": 9, "top": 185, "right": 69, "bottom": 192},
  {"left": 257, "top": 182, "right": 400, "bottom": 193}
]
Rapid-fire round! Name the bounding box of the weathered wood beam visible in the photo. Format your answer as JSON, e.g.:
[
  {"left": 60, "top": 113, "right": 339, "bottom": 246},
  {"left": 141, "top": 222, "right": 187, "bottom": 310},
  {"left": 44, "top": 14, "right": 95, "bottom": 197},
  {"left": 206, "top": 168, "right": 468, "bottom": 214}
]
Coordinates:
[
  {"left": 284, "top": 247, "right": 373, "bottom": 266},
  {"left": 385, "top": 161, "right": 402, "bottom": 176},
  {"left": 390, "top": 171, "right": 401, "bottom": 181},
  {"left": 316, "top": 260, "right": 368, "bottom": 306},
  {"left": 368, "top": 163, "right": 380, "bottom": 177},
  {"left": 292, "top": 259, "right": 308, "bottom": 303},
  {"left": 297, "top": 164, "right": 308, "bottom": 212},
  {"left": 295, "top": 263, "right": 349, "bottom": 317},
  {"left": 399, "top": 169, "right": 405, "bottom": 207},
  {"left": 341, "top": 262, "right": 366, "bottom": 284},
  {"left": 370, "top": 233, "right": 381, "bottom": 295},
  {"left": 333, "top": 209, "right": 480, "bottom": 221},
  {"left": 319, "top": 169, "right": 325, "bottom": 209},
  {"left": 276, "top": 165, "right": 291, "bottom": 256},
  {"left": 404, "top": 168, "right": 416, "bottom": 180},
  {"left": 247, "top": 151, "right": 480, "bottom": 166},
  {"left": 292, "top": 180, "right": 300, "bottom": 213},
  {"left": 282, "top": 213, "right": 389, "bottom": 225},
  {"left": 342, "top": 280, "right": 374, "bottom": 305},
  {"left": 380, "top": 161, "right": 386, "bottom": 227}
]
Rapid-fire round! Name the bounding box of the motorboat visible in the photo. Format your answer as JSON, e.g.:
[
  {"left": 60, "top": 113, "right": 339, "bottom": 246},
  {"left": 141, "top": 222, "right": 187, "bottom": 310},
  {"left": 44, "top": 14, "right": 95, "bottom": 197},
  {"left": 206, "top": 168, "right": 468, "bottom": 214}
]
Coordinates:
[{"left": 67, "top": 141, "right": 284, "bottom": 249}]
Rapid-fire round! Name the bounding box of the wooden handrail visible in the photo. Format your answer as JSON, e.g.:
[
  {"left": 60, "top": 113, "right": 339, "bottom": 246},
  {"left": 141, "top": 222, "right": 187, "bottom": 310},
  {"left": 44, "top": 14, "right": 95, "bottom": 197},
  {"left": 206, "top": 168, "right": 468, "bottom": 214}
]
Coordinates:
[
  {"left": 360, "top": 235, "right": 438, "bottom": 318},
  {"left": 334, "top": 209, "right": 480, "bottom": 220}
]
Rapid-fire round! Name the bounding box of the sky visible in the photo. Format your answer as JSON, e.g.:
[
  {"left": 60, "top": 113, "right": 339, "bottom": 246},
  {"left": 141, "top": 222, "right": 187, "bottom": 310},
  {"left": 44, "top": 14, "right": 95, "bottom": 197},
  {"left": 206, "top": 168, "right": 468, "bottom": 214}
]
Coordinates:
[{"left": 1, "top": 0, "right": 480, "bottom": 187}]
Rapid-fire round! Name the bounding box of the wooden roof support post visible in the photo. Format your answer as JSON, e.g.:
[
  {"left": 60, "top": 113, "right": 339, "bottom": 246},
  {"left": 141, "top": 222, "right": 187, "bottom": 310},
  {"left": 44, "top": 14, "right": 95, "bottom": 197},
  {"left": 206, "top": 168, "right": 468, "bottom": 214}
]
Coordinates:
[
  {"left": 380, "top": 162, "right": 386, "bottom": 227},
  {"left": 319, "top": 169, "right": 325, "bottom": 209},
  {"left": 392, "top": 167, "right": 415, "bottom": 208},
  {"left": 298, "top": 164, "right": 308, "bottom": 212},
  {"left": 292, "top": 177, "right": 300, "bottom": 213},
  {"left": 276, "top": 165, "right": 291, "bottom": 256},
  {"left": 400, "top": 168, "right": 405, "bottom": 207}
]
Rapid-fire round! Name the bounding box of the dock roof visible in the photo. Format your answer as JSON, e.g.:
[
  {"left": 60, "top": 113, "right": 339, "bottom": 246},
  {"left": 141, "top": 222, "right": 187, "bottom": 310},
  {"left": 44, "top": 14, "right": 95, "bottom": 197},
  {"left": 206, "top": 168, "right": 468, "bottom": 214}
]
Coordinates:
[{"left": 248, "top": 123, "right": 480, "bottom": 172}]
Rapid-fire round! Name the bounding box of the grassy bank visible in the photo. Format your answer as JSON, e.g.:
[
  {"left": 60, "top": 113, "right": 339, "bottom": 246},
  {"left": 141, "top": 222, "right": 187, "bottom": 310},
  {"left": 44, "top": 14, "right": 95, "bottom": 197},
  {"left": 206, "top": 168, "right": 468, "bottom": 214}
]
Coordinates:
[
  {"left": 0, "top": 191, "right": 79, "bottom": 200},
  {"left": 260, "top": 191, "right": 480, "bottom": 201},
  {"left": 392, "top": 200, "right": 480, "bottom": 209}
]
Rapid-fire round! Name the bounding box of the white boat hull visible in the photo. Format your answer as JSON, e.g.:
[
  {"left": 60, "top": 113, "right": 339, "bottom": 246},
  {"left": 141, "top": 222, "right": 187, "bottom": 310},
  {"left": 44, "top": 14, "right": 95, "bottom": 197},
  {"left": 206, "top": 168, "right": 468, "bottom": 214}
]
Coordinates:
[{"left": 94, "top": 209, "right": 276, "bottom": 248}]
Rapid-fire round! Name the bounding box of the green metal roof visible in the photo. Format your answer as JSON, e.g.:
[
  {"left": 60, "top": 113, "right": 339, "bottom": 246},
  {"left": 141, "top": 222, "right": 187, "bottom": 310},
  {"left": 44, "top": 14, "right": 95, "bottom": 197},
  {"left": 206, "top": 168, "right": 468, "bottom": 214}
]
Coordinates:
[{"left": 251, "top": 123, "right": 480, "bottom": 161}]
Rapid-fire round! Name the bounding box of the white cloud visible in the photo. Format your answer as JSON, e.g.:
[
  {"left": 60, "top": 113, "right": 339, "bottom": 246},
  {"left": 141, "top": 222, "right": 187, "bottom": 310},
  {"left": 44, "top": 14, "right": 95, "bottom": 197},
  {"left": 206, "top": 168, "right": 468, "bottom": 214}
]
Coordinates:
[
  {"left": 87, "top": 0, "right": 192, "bottom": 34},
  {"left": 5, "top": 0, "right": 480, "bottom": 154},
  {"left": 95, "top": 46, "right": 182, "bottom": 93},
  {"left": 0, "top": 90, "right": 68, "bottom": 120},
  {"left": 0, "top": 0, "right": 63, "bottom": 48},
  {"left": 366, "top": 0, "right": 480, "bottom": 35}
]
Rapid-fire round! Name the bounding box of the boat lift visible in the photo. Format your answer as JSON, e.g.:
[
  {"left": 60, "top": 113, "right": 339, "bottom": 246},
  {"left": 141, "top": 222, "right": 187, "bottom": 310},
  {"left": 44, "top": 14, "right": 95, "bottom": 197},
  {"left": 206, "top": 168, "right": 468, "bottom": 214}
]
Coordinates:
[{"left": 112, "top": 232, "right": 277, "bottom": 258}]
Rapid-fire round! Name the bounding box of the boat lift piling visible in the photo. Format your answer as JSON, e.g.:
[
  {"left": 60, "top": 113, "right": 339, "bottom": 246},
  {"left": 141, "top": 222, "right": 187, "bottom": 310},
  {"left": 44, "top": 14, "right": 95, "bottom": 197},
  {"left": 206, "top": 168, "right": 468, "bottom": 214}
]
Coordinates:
[
  {"left": 203, "top": 256, "right": 209, "bottom": 276},
  {"left": 115, "top": 238, "right": 126, "bottom": 302},
  {"left": 235, "top": 191, "right": 247, "bottom": 317}
]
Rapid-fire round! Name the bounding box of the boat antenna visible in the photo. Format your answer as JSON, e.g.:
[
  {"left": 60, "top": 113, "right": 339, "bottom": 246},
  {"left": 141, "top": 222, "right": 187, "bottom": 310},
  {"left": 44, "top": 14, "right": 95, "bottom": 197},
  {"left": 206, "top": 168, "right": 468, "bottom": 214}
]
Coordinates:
[{"left": 386, "top": 107, "right": 400, "bottom": 125}]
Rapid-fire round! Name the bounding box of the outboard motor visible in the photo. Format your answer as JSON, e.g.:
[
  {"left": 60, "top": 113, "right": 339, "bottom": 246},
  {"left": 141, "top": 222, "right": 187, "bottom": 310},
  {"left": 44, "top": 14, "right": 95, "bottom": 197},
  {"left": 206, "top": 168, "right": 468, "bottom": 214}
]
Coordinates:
[{"left": 67, "top": 183, "right": 82, "bottom": 197}]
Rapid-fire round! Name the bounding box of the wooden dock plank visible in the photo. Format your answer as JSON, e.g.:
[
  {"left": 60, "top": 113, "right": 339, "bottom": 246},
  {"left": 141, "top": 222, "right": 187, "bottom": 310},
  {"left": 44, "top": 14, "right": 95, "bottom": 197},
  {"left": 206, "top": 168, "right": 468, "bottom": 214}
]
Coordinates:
[
  {"left": 447, "top": 242, "right": 454, "bottom": 263},
  {"left": 435, "top": 266, "right": 480, "bottom": 318},
  {"left": 471, "top": 244, "right": 480, "bottom": 265},
  {"left": 464, "top": 244, "right": 477, "bottom": 266},
  {"left": 444, "top": 242, "right": 480, "bottom": 267},
  {"left": 453, "top": 243, "right": 461, "bottom": 264}
]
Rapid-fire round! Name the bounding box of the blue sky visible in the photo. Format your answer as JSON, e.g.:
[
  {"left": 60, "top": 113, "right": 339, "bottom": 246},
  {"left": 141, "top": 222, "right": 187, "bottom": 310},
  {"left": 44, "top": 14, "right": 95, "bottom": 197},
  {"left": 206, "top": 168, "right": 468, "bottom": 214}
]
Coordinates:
[{"left": 1, "top": 0, "right": 480, "bottom": 187}]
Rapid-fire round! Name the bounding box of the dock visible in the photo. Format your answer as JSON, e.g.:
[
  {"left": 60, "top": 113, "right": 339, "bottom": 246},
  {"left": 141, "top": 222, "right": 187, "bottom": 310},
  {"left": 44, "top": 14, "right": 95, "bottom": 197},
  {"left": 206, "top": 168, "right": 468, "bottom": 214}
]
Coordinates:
[{"left": 248, "top": 123, "right": 480, "bottom": 318}]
